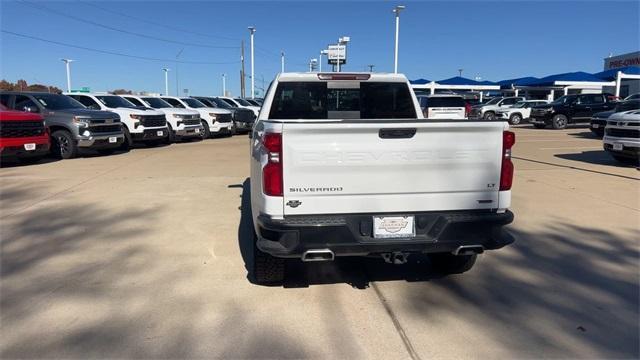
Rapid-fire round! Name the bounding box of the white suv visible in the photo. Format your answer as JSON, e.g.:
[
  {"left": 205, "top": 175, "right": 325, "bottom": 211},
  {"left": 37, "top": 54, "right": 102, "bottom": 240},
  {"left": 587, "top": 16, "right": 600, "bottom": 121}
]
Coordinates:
[
  {"left": 218, "top": 97, "right": 261, "bottom": 117},
  {"left": 159, "top": 96, "right": 233, "bottom": 138},
  {"left": 495, "top": 100, "right": 549, "bottom": 125},
  {"left": 470, "top": 97, "right": 525, "bottom": 120},
  {"left": 66, "top": 93, "right": 168, "bottom": 148},
  {"left": 121, "top": 95, "right": 202, "bottom": 142}
]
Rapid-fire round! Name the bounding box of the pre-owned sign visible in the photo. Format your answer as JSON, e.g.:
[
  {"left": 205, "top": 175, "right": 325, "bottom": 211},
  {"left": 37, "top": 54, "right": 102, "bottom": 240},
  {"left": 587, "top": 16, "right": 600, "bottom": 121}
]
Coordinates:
[{"left": 604, "top": 51, "right": 640, "bottom": 69}]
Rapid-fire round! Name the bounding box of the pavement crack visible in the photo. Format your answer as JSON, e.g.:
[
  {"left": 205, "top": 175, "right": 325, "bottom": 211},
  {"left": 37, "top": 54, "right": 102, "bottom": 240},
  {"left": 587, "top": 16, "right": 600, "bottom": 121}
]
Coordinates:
[{"left": 371, "top": 282, "right": 421, "bottom": 360}]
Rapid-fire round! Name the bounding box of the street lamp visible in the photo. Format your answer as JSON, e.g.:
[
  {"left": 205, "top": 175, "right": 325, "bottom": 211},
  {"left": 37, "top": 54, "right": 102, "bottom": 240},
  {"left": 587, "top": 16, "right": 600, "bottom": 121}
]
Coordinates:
[
  {"left": 222, "top": 73, "right": 227, "bottom": 96},
  {"left": 309, "top": 58, "right": 318, "bottom": 72},
  {"left": 248, "top": 26, "right": 256, "bottom": 99},
  {"left": 319, "top": 50, "right": 328, "bottom": 72},
  {"left": 393, "top": 5, "right": 405, "bottom": 74},
  {"left": 337, "top": 36, "right": 350, "bottom": 72},
  {"left": 281, "top": 51, "right": 285, "bottom": 73},
  {"left": 162, "top": 68, "right": 170, "bottom": 95},
  {"left": 458, "top": 68, "right": 464, "bottom": 77},
  {"left": 61, "top": 59, "right": 74, "bottom": 92}
]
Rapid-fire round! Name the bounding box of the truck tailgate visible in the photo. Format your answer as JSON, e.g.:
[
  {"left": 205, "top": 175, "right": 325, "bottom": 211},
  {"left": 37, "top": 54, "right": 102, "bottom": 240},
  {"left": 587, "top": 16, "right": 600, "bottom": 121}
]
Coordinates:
[{"left": 282, "top": 121, "right": 507, "bottom": 215}]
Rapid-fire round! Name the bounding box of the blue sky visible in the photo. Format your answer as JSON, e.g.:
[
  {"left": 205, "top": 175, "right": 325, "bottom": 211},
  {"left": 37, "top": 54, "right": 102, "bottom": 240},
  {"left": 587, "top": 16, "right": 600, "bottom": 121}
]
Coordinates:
[{"left": 1, "top": 1, "right": 638, "bottom": 96}]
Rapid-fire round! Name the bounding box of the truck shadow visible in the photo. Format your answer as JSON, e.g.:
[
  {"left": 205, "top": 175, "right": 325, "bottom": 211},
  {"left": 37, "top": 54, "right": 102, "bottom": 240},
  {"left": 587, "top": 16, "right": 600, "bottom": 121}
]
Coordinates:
[{"left": 555, "top": 150, "right": 638, "bottom": 167}]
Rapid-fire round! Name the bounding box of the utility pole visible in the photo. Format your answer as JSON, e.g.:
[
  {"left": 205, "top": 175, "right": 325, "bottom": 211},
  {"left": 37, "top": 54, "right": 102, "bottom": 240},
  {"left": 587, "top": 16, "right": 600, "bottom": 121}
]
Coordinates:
[
  {"left": 458, "top": 68, "right": 463, "bottom": 77},
  {"left": 248, "top": 26, "right": 256, "bottom": 99},
  {"left": 61, "top": 59, "right": 74, "bottom": 92},
  {"left": 162, "top": 68, "right": 170, "bottom": 95},
  {"left": 281, "top": 51, "right": 285, "bottom": 73},
  {"left": 240, "top": 40, "right": 246, "bottom": 98},
  {"left": 367, "top": 64, "right": 375, "bottom": 72},
  {"left": 175, "top": 48, "right": 183, "bottom": 96}
]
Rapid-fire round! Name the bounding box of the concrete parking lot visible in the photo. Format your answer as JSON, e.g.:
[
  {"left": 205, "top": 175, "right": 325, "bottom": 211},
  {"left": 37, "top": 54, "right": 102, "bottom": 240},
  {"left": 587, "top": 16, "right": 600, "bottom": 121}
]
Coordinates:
[{"left": 1, "top": 126, "right": 638, "bottom": 359}]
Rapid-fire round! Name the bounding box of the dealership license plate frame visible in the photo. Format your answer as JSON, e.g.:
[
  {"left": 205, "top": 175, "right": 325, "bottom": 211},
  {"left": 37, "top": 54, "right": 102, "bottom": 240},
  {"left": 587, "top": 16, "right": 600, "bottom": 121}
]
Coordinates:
[
  {"left": 613, "top": 143, "right": 623, "bottom": 151},
  {"left": 373, "top": 215, "right": 416, "bottom": 239},
  {"left": 108, "top": 136, "right": 117, "bottom": 143},
  {"left": 23, "top": 143, "right": 36, "bottom": 151}
]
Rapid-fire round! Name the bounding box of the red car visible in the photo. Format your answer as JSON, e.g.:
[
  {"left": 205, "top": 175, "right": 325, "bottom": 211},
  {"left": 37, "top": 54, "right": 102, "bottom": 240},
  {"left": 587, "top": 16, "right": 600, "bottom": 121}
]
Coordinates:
[{"left": 0, "top": 104, "right": 50, "bottom": 163}]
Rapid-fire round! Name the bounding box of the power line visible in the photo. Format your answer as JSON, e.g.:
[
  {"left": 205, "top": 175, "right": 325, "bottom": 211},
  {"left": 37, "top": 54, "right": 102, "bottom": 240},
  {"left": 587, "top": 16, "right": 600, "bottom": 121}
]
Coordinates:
[
  {"left": 19, "top": 0, "right": 239, "bottom": 50},
  {"left": 82, "top": 2, "right": 239, "bottom": 42},
  {"left": 1, "top": 30, "right": 239, "bottom": 65}
]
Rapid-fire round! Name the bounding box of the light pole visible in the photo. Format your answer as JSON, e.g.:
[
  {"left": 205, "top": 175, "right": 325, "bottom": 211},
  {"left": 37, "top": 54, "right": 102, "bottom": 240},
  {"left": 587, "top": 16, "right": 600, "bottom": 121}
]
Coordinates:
[
  {"left": 393, "top": 5, "right": 405, "bottom": 74},
  {"left": 222, "top": 73, "right": 226, "bottom": 96},
  {"left": 319, "top": 50, "right": 328, "bottom": 72},
  {"left": 175, "top": 48, "right": 183, "bottom": 96},
  {"left": 162, "top": 68, "right": 170, "bottom": 95},
  {"left": 458, "top": 68, "right": 464, "bottom": 77},
  {"left": 309, "top": 58, "right": 318, "bottom": 72},
  {"left": 337, "top": 36, "right": 349, "bottom": 72},
  {"left": 281, "top": 51, "right": 285, "bottom": 73},
  {"left": 368, "top": 64, "right": 375, "bottom": 72},
  {"left": 61, "top": 59, "right": 74, "bottom": 92},
  {"left": 248, "top": 26, "right": 256, "bottom": 99}
]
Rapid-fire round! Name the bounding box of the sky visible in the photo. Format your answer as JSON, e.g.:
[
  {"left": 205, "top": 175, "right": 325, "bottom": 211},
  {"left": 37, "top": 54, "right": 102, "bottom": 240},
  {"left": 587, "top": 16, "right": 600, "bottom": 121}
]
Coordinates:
[{"left": 1, "top": 0, "right": 638, "bottom": 97}]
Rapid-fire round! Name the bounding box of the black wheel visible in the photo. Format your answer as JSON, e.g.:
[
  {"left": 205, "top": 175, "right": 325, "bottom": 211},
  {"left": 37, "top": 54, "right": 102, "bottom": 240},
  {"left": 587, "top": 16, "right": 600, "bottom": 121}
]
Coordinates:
[
  {"left": 590, "top": 128, "right": 604, "bottom": 137},
  {"left": 428, "top": 253, "right": 477, "bottom": 275},
  {"left": 484, "top": 112, "right": 496, "bottom": 120},
  {"left": 120, "top": 127, "right": 133, "bottom": 150},
  {"left": 231, "top": 122, "right": 238, "bottom": 136},
  {"left": 253, "top": 238, "right": 285, "bottom": 284},
  {"left": 201, "top": 121, "right": 211, "bottom": 139},
  {"left": 51, "top": 130, "right": 78, "bottom": 159},
  {"left": 97, "top": 149, "right": 116, "bottom": 156},
  {"left": 551, "top": 114, "right": 568, "bottom": 129},
  {"left": 509, "top": 113, "right": 522, "bottom": 125},
  {"left": 166, "top": 123, "right": 175, "bottom": 143},
  {"left": 533, "top": 123, "right": 547, "bottom": 129}
]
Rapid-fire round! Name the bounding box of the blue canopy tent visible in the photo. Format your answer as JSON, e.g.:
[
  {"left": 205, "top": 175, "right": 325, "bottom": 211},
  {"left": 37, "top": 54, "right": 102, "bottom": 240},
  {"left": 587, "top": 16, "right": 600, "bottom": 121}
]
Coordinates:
[
  {"left": 592, "top": 66, "right": 640, "bottom": 81},
  {"left": 497, "top": 77, "right": 539, "bottom": 89},
  {"left": 410, "top": 76, "right": 500, "bottom": 100},
  {"left": 409, "top": 78, "right": 432, "bottom": 85}
]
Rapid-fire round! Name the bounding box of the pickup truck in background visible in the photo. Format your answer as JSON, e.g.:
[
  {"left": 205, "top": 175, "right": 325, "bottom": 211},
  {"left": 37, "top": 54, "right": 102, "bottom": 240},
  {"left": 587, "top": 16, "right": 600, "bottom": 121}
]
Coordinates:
[
  {"left": 590, "top": 99, "right": 640, "bottom": 137},
  {"left": 66, "top": 93, "right": 168, "bottom": 149},
  {"left": 495, "top": 100, "right": 549, "bottom": 125},
  {"left": 121, "top": 95, "right": 202, "bottom": 142},
  {"left": 416, "top": 94, "right": 467, "bottom": 119},
  {"left": 1, "top": 92, "right": 124, "bottom": 158},
  {"left": 469, "top": 96, "right": 524, "bottom": 120},
  {"left": 219, "top": 96, "right": 261, "bottom": 118},
  {"left": 603, "top": 110, "right": 640, "bottom": 163},
  {"left": 249, "top": 72, "right": 515, "bottom": 284},
  {"left": 0, "top": 104, "right": 50, "bottom": 163},
  {"left": 159, "top": 96, "right": 233, "bottom": 138},
  {"left": 530, "top": 93, "right": 616, "bottom": 129},
  {"left": 192, "top": 96, "right": 256, "bottom": 134}
]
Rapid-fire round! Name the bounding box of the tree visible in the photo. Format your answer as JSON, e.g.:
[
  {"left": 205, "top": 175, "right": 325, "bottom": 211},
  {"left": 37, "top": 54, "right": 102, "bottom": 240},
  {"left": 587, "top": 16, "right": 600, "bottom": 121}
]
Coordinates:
[
  {"left": 0, "top": 80, "right": 15, "bottom": 91},
  {"left": 111, "top": 89, "right": 133, "bottom": 95},
  {"left": 15, "top": 79, "right": 28, "bottom": 91}
]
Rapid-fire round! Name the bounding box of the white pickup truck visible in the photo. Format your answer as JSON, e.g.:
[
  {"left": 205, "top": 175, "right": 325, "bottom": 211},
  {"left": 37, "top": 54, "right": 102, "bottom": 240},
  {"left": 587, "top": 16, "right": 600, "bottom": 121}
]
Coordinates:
[{"left": 249, "top": 72, "right": 515, "bottom": 284}]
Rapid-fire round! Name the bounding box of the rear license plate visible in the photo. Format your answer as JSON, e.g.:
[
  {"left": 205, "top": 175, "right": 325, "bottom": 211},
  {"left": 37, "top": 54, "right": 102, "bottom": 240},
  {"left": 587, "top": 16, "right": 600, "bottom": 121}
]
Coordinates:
[
  {"left": 108, "top": 136, "right": 117, "bottom": 143},
  {"left": 24, "top": 143, "right": 36, "bottom": 151},
  {"left": 613, "top": 143, "right": 623, "bottom": 151},
  {"left": 592, "top": 124, "right": 599, "bottom": 129},
  {"left": 373, "top": 216, "right": 415, "bottom": 239},
  {"left": 157, "top": 130, "right": 164, "bottom": 136}
]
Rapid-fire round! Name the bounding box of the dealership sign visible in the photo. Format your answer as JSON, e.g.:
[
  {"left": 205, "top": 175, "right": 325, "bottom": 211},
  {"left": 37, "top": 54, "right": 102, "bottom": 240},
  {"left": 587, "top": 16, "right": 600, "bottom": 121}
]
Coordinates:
[
  {"left": 327, "top": 44, "right": 346, "bottom": 65},
  {"left": 604, "top": 51, "right": 640, "bottom": 69}
]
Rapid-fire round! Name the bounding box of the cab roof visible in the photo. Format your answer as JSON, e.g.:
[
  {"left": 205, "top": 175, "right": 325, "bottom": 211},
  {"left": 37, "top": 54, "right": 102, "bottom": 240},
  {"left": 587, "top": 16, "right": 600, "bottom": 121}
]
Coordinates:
[{"left": 276, "top": 72, "right": 408, "bottom": 82}]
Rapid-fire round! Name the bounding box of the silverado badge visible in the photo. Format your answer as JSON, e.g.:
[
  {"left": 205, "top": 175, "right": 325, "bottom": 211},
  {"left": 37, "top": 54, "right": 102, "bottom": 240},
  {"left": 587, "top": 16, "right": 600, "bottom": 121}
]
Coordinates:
[{"left": 286, "top": 200, "right": 302, "bottom": 208}]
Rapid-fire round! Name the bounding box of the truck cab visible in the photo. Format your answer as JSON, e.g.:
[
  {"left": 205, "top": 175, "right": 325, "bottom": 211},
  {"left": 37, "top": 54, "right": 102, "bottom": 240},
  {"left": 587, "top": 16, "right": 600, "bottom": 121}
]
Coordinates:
[
  {"left": 159, "top": 96, "right": 233, "bottom": 138},
  {"left": 530, "top": 93, "right": 616, "bottom": 129},
  {"left": 1, "top": 91, "right": 124, "bottom": 158},
  {"left": 249, "top": 72, "right": 515, "bottom": 284},
  {"left": 121, "top": 95, "right": 202, "bottom": 142},
  {"left": 66, "top": 93, "right": 168, "bottom": 148}
]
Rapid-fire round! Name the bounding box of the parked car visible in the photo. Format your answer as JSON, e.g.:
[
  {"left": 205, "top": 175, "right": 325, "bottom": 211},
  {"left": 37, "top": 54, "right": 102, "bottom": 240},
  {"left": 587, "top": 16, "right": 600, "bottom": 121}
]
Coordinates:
[
  {"left": 603, "top": 110, "right": 640, "bottom": 163},
  {"left": 249, "top": 72, "right": 515, "bottom": 284},
  {"left": 416, "top": 94, "right": 467, "bottom": 119},
  {"left": 121, "top": 95, "right": 202, "bottom": 142},
  {"left": 66, "top": 93, "right": 167, "bottom": 149},
  {"left": 192, "top": 96, "right": 255, "bottom": 134},
  {"left": 219, "top": 96, "right": 260, "bottom": 117},
  {"left": 2, "top": 92, "right": 124, "bottom": 158},
  {"left": 624, "top": 93, "right": 640, "bottom": 101},
  {"left": 590, "top": 99, "right": 640, "bottom": 137},
  {"left": 495, "top": 100, "right": 550, "bottom": 125},
  {"left": 159, "top": 96, "right": 233, "bottom": 138},
  {"left": 530, "top": 93, "right": 616, "bottom": 129},
  {"left": 0, "top": 104, "right": 50, "bottom": 163},
  {"left": 469, "top": 97, "right": 525, "bottom": 120}
]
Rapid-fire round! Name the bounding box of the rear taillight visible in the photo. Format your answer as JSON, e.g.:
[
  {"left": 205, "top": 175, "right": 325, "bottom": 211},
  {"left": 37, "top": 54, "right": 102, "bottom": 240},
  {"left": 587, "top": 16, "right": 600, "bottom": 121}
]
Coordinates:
[
  {"left": 262, "top": 132, "right": 283, "bottom": 196},
  {"left": 500, "top": 131, "right": 515, "bottom": 191}
]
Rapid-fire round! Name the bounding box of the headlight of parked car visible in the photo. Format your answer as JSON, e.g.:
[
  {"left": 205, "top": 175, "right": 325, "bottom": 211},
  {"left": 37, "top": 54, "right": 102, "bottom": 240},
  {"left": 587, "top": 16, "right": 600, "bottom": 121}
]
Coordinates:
[
  {"left": 130, "top": 114, "right": 144, "bottom": 120},
  {"left": 72, "top": 116, "right": 90, "bottom": 127},
  {"left": 209, "top": 113, "right": 218, "bottom": 119}
]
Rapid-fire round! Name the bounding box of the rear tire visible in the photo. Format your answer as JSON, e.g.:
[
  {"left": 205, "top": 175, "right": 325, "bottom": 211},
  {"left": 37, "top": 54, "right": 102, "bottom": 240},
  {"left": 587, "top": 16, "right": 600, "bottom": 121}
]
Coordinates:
[
  {"left": 484, "top": 112, "right": 496, "bottom": 120},
  {"left": 120, "top": 127, "right": 132, "bottom": 151},
  {"left": 590, "top": 128, "right": 604, "bottom": 137},
  {"left": 428, "top": 253, "right": 477, "bottom": 275},
  {"left": 51, "top": 130, "right": 78, "bottom": 159},
  {"left": 552, "top": 114, "right": 568, "bottom": 129},
  {"left": 509, "top": 113, "right": 522, "bottom": 125},
  {"left": 166, "top": 123, "right": 175, "bottom": 143},
  {"left": 253, "top": 238, "right": 285, "bottom": 284}
]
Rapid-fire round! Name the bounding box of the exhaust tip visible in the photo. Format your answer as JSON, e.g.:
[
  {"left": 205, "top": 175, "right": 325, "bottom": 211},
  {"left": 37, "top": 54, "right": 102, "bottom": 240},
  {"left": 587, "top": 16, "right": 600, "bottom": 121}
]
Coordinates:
[
  {"left": 302, "top": 249, "right": 335, "bottom": 262},
  {"left": 452, "top": 245, "right": 484, "bottom": 256}
]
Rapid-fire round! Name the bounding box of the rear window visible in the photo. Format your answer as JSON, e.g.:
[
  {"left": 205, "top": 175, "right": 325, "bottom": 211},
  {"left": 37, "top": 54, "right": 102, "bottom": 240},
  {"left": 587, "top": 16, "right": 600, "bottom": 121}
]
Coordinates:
[
  {"left": 420, "top": 97, "right": 466, "bottom": 108},
  {"left": 268, "top": 82, "right": 416, "bottom": 119}
]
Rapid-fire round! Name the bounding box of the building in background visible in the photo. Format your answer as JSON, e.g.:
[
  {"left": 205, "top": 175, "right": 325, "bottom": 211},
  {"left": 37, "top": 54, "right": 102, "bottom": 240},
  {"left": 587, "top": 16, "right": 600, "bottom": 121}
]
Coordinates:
[{"left": 603, "top": 51, "right": 640, "bottom": 98}]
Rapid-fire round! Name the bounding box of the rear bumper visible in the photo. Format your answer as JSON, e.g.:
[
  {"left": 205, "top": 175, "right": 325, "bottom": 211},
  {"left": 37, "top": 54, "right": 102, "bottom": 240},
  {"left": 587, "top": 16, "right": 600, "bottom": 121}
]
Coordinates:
[{"left": 256, "top": 210, "right": 515, "bottom": 258}]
